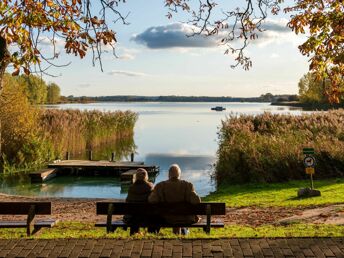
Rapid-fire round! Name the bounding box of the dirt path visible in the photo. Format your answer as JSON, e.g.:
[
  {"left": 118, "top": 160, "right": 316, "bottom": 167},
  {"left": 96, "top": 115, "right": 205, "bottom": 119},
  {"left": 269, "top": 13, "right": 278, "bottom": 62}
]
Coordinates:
[{"left": 0, "top": 193, "right": 343, "bottom": 226}]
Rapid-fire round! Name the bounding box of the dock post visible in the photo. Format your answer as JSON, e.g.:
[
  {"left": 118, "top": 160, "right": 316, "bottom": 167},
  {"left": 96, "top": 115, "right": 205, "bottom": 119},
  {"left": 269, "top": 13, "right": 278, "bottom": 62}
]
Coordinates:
[
  {"left": 88, "top": 150, "right": 93, "bottom": 161},
  {"left": 111, "top": 152, "right": 115, "bottom": 162},
  {"left": 65, "top": 151, "right": 70, "bottom": 160},
  {"left": 130, "top": 153, "right": 134, "bottom": 162}
]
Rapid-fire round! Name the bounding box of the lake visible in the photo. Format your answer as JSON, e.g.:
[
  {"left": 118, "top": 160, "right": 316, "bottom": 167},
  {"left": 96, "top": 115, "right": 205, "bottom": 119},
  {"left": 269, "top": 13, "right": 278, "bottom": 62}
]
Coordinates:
[{"left": 0, "top": 102, "right": 305, "bottom": 198}]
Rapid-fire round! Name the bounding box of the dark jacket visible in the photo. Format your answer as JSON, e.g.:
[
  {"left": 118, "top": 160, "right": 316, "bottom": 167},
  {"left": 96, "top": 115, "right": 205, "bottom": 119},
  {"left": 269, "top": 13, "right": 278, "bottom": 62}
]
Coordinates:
[
  {"left": 148, "top": 178, "right": 201, "bottom": 224},
  {"left": 124, "top": 180, "right": 154, "bottom": 224},
  {"left": 126, "top": 180, "right": 154, "bottom": 203}
]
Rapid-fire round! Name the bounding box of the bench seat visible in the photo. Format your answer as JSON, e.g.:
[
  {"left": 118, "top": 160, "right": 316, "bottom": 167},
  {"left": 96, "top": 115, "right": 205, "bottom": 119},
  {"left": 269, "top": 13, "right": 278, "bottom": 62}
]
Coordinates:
[{"left": 95, "top": 202, "right": 226, "bottom": 235}]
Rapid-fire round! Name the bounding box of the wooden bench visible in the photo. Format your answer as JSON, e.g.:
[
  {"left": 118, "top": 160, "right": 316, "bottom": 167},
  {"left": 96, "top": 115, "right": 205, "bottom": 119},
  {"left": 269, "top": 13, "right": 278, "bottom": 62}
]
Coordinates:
[
  {"left": 95, "top": 202, "right": 226, "bottom": 235},
  {"left": 0, "top": 202, "right": 58, "bottom": 236}
]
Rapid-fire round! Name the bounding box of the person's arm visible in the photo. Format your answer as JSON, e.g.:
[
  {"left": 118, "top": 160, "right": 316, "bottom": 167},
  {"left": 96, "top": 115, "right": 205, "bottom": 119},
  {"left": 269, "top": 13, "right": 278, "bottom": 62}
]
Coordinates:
[
  {"left": 148, "top": 183, "right": 161, "bottom": 203},
  {"left": 125, "top": 185, "right": 133, "bottom": 202},
  {"left": 187, "top": 183, "right": 201, "bottom": 204}
]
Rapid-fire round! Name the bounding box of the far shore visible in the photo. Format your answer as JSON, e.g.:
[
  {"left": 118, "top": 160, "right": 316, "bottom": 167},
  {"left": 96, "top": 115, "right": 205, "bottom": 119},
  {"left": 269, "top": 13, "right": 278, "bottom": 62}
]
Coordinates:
[{"left": 271, "top": 101, "right": 344, "bottom": 110}]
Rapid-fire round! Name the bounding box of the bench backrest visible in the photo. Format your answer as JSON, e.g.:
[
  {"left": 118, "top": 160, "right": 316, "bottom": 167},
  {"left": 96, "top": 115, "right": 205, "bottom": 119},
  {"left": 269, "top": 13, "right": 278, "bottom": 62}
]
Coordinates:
[
  {"left": 0, "top": 202, "right": 52, "bottom": 215},
  {"left": 96, "top": 202, "right": 226, "bottom": 215}
]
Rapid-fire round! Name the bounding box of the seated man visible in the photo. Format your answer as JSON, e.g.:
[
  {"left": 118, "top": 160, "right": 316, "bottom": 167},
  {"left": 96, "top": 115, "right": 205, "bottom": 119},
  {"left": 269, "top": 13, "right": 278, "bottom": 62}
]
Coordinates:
[
  {"left": 148, "top": 164, "right": 201, "bottom": 234},
  {"left": 124, "top": 168, "right": 155, "bottom": 234}
]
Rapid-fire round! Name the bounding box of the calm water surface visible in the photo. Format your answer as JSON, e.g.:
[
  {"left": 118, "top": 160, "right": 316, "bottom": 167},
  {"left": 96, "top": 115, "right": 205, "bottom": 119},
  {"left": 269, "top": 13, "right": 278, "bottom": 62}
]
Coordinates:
[{"left": 1, "top": 102, "right": 305, "bottom": 198}]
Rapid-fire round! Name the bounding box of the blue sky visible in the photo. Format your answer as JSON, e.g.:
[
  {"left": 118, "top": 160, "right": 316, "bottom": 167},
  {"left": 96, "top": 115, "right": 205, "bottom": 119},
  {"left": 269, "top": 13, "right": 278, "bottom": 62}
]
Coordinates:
[{"left": 42, "top": 0, "right": 309, "bottom": 97}]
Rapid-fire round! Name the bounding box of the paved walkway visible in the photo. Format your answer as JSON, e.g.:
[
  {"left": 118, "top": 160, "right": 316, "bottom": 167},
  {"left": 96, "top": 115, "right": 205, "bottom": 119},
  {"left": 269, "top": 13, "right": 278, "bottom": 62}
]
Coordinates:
[{"left": 0, "top": 238, "right": 343, "bottom": 257}]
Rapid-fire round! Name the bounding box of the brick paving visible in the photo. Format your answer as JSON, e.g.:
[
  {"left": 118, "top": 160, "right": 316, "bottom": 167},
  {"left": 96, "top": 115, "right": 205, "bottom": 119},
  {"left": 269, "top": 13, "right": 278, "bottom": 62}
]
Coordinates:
[{"left": 0, "top": 238, "right": 343, "bottom": 257}]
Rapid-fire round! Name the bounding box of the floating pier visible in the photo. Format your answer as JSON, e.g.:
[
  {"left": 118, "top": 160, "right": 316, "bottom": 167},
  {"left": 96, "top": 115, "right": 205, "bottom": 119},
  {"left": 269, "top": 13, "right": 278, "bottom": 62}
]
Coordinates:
[
  {"left": 48, "top": 160, "right": 158, "bottom": 172},
  {"left": 29, "top": 160, "right": 159, "bottom": 183}
]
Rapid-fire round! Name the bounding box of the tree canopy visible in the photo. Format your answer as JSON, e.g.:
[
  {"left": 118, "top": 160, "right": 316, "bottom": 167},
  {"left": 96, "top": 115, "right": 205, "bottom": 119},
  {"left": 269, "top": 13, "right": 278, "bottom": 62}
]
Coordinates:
[{"left": 0, "top": 0, "right": 343, "bottom": 101}]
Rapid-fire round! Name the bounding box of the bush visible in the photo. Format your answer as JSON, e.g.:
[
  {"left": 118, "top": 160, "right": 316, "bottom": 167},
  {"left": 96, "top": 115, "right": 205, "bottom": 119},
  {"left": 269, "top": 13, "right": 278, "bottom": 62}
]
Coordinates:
[{"left": 215, "top": 110, "right": 344, "bottom": 184}]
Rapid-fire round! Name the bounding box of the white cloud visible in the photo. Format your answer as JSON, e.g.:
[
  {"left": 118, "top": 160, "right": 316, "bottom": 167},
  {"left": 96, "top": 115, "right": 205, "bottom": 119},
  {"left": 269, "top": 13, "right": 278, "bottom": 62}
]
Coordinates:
[
  {"left": 270, "top": 53, "right": 280, "bottom": 59},
  {"left": 78, "top": 83, "right": 91, "bottom": 88},
  {"left": 108, "top": 70, "right": 148, "bottom": 77}
]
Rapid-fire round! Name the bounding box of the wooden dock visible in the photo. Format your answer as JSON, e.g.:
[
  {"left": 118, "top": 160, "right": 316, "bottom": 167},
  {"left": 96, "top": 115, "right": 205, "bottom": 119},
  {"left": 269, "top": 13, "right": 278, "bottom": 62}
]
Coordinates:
[
  {"left": 28, "top": 160, "right": 159, "bottom": 183},
  {"left": 47, "top": 160, "right": 158, "bottom": 172}
]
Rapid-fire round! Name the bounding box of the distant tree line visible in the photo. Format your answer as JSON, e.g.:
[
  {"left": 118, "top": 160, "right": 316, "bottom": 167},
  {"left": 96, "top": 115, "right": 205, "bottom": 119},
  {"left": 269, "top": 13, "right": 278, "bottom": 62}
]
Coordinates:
[{"left": 63, "top": 94, "right": 299, "bottom": 103}]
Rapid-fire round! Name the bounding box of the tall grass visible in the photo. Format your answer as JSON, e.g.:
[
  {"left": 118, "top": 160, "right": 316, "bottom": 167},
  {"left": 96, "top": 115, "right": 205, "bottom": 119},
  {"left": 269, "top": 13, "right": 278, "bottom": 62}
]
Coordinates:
[
  {"left": 39, "top": 109, "right": 138, "bottom": 160},
  {"left": 215, "top": 110, "right": 344, "bottom": 184}
]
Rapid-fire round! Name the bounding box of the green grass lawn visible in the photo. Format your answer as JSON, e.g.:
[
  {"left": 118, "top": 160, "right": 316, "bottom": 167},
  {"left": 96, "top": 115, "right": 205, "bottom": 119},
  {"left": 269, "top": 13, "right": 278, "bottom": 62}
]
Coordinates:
[
  {"left": 204, "top": 178, "right": 344, "bottom": 207},
  {"left": 0, "top": 222, "right": 343, "bottom": 239}
]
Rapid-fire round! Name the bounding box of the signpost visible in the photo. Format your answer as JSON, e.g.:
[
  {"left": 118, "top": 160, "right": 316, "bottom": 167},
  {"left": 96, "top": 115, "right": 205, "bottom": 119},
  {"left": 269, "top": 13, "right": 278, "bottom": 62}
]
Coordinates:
[
  {"left": 298, "top": 147, "right": 320, "bottom": 197},
  {"left": 303, "top": 147, "right": 315, "bottom": 189}
]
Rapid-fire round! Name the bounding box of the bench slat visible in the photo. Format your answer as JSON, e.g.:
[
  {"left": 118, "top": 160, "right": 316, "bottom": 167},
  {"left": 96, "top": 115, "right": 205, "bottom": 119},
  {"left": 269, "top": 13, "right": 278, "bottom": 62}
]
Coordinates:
[
  {"left": 0, "top": 202, "right": 51, "bottom": 215},
  {"left": 96, "top": 202, "right": 226, "bottom": 215},
  {"left": 0, "top": 220, "right": 57, "bottom": 228},
  {"left": 95, "top": 220, "right": 224, "bottom": 228}
]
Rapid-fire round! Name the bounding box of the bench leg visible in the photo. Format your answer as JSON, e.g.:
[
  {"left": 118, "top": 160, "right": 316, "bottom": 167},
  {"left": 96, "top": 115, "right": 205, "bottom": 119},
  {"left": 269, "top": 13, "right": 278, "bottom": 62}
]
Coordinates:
[
  {"left": 130, "top": 226, "right": 139, "bottom": 235},
  {"left": 26, "top": 205, "right": 36, "bottom": 236},
  {"left": 203, "top": 226, "right": 211, "bottom": 235},
  {"left": 205, "top": 204, "right": 211, "bottom": 235}
]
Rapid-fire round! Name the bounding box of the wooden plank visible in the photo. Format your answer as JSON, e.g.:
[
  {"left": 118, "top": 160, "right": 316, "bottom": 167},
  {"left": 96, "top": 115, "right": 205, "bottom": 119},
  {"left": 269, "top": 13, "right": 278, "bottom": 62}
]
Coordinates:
[
  {"left": 0, "top": 202, "right": 51, "bottom": 215},
  {"left": 96, "top": 202, "right": 226, "bottom": 216},
  {"left": 0, "top": 220, "right": 57, "bottom": 229}
]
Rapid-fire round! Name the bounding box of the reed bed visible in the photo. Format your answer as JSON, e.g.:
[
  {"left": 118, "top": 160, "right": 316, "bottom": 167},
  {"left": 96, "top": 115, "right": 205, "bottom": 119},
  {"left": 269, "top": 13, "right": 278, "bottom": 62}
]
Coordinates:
[
  {"left": 39, "top": 109, "right": 138, "bottom": 160},
  {"left": 215, "top": 110, "right": 344, "bottom": 184}
]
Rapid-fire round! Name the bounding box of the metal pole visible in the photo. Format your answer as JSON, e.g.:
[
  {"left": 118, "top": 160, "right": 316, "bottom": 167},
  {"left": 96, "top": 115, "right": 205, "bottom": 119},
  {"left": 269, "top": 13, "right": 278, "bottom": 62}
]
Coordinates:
[
  {"left": 130, "top": 153, "right": 134, "bottom": 162},
  {"left": 310, "top": 173, "right": 314, "bottom": 189},
  {"left": 111, "top": 152, "right": 115, "bottom": 162},
  {"left": 66, "top": 151, "right": 70, "bottom": 160},
  {"left": 88, "top": 150, "right": 93, "bottom": 161}
]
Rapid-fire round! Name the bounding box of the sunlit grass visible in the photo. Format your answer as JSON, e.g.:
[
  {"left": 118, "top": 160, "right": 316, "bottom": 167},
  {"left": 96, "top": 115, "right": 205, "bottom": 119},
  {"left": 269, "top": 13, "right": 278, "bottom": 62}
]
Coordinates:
[
  {"left": 204, "top": 178, "right": 344, "bottom": 207},
  {"left": 0, "top": 222, "right": 342, "bottom": 239}
]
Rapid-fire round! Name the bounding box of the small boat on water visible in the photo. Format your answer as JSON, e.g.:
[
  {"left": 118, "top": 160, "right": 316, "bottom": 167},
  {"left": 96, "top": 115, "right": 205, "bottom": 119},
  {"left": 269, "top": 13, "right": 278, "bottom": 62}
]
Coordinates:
[{"left": 211, "top": 106, "right": 226, "bottom": 111}]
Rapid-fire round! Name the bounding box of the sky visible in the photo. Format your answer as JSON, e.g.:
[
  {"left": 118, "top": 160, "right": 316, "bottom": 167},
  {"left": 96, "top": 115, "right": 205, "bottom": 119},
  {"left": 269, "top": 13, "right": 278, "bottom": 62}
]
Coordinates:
[{"left": 41, "top": 0, "right": 310, "bottom": 97}]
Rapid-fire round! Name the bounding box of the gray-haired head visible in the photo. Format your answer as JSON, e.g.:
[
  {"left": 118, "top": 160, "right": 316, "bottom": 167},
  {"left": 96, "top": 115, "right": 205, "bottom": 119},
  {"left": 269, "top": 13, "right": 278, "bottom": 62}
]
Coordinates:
[
  {"left": 135, "top": 168, "right": 148, "bottom": 182},
  {"left": 168, "top": 164, "right": 181, "bottom": 179}
]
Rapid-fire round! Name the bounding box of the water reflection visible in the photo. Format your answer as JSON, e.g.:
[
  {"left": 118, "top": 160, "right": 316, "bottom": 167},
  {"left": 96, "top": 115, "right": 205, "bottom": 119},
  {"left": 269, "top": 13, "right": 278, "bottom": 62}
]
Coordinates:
[
  {"left": 65, "top": 136, "right": 136, "bottom": 161},
  {"left": 0, "top": 154, "right": 215, "bottom": 198},
  {"left": 144, "top": 153, "right": 216, "bottom": 197}
]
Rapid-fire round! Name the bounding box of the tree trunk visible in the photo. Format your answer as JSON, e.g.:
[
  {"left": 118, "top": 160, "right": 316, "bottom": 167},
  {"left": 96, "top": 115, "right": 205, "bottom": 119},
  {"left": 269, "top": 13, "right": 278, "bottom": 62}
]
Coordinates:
[{"left": 0, "top": 35, "right": 10, "bottom": 164}]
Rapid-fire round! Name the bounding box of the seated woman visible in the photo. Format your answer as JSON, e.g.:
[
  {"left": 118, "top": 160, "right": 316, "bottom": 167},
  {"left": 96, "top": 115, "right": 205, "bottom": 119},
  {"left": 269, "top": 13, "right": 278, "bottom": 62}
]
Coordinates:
[{"left": 123, "top": 168, "right": 156, "bottom": 234}]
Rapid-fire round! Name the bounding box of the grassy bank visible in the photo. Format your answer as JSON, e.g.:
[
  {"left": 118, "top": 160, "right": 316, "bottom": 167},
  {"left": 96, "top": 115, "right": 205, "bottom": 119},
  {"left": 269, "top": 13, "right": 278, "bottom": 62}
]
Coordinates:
[
  {"left": 0, "top": 222, "right": 342, "bottom": 239},
  {"left": 204, "top": 178, "right": 344, "bottom": 207},
  {"left": 216, "top": 110, "right": 344, "bottom": 184}
]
